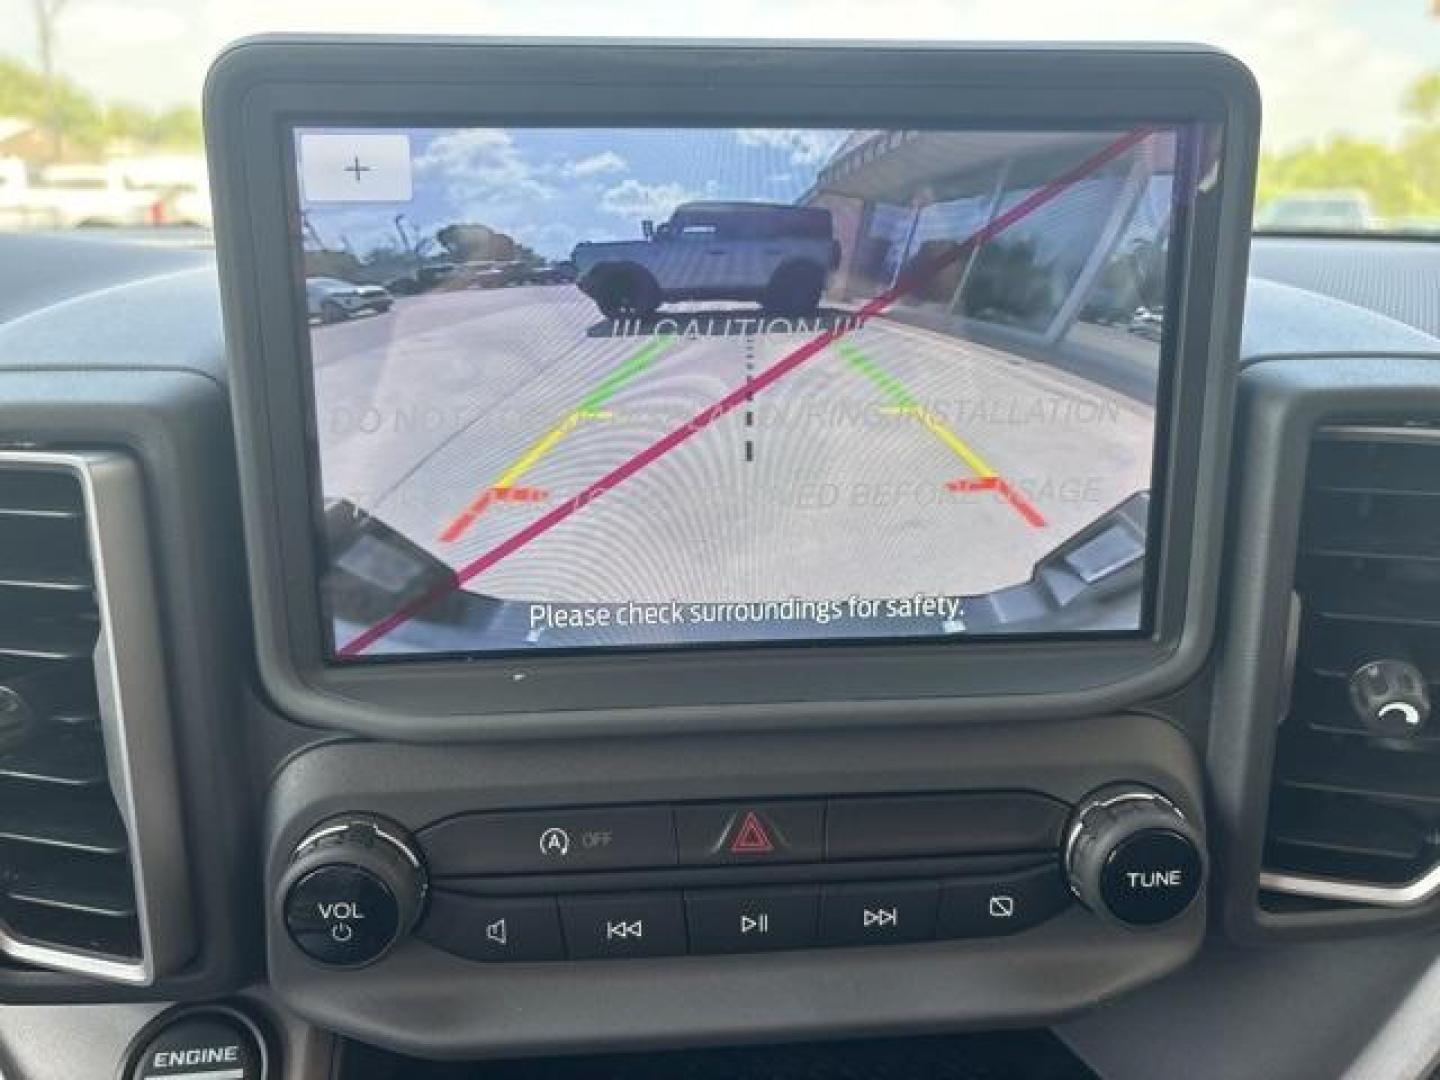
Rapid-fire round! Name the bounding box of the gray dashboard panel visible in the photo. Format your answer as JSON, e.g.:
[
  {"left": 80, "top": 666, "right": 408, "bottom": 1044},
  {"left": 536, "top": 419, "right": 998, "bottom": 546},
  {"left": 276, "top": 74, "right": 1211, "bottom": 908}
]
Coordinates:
[
  {"left": 0, "top": 36, "right": 1431, "bottom": 1080},
  {"left": 261, "top": 712, "right": 1206, "bottom": 1057},
  {"left": 1250, "top": 237, "right": 1440, "bottom": 339}
]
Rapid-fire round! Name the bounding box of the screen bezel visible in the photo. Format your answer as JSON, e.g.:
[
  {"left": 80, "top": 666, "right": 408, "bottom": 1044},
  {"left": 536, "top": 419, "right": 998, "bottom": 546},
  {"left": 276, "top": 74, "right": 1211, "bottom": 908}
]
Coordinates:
[{"left": 207, "top": 38, "right": 1259, "bottom": 736}]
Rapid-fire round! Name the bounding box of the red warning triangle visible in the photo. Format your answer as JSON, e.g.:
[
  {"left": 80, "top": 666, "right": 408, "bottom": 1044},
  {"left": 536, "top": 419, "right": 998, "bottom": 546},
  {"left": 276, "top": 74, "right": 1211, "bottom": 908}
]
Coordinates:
[{"left": 728, "top": 811, "right": 776, "bottom": 855}]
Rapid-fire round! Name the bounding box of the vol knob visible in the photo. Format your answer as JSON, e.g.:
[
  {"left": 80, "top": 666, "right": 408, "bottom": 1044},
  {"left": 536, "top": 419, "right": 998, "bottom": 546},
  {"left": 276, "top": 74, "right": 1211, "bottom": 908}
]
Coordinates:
[
  {"left": 1349, "top": 659, "right": 1430, "bottom": 738},
  {"left": 1064, "top": 786, "right": 1204, "bottom": 929},
  {"left": 279, "top": 815, "right": 427, "bottom": 968}
]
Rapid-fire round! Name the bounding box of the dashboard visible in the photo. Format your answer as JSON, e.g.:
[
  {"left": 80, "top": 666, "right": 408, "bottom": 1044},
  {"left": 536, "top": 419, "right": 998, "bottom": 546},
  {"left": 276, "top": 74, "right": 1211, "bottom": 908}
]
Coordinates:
[{"left": 0, "top": 36, "right": 1439, "bottom": 1080}]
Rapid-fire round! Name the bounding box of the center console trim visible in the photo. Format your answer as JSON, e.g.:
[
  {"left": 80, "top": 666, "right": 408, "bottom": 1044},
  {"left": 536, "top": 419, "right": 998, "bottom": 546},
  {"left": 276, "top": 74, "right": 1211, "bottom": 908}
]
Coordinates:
[{"left": 260, "top": 710, "right": 1206, "bottom": 1055}]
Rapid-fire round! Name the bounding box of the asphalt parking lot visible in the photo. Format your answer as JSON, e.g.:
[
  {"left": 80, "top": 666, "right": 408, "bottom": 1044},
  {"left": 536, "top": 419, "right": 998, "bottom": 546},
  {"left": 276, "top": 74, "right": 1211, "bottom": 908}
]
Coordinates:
[{"left": 311, "top": 284, "right": 1154, "bottom": 607}]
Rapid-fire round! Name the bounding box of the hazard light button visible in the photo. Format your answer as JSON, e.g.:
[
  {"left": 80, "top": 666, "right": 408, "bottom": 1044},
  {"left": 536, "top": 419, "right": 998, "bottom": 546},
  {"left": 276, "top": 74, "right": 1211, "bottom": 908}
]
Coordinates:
[{"left": 674, "top": 802, "right": 824, "bottom": 865}]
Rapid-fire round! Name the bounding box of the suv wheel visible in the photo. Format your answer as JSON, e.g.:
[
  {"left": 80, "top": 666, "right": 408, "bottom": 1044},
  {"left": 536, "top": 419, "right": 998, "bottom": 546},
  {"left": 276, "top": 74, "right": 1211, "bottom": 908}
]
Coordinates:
[
  {"left": 320, "top": 299, "right": 346, "bottom": 324},
  {"left": 594, "top": 267, "right": 660, "bottom": 321},
  {"left": 762, "top": 261, "right": 824, "bottom": 316}
]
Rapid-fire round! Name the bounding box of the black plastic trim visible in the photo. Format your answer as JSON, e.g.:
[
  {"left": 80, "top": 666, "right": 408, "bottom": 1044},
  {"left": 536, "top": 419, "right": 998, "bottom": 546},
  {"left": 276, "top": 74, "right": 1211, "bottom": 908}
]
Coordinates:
[
  {"left": 205, "top": 37, "right": 1259, "bottom": 738},
  {"left": 263, "top": 711, "right": 1206, "bottom": 1056},
  {"left": 0, "top": 370, "right": 255, "bottom": 1003},
  {"left": 1212, "top": 354, "right": 1440, "bottom": 942}
]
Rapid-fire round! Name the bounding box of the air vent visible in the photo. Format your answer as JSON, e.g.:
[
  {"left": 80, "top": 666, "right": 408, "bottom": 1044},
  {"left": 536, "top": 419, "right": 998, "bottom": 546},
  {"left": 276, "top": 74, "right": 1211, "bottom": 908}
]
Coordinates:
[
  {"left": 1261, "top": 426, "right": 1440, "bottom": 908},
  {"left": 0, "top": 453, "right": 191, "bottom": 984}
]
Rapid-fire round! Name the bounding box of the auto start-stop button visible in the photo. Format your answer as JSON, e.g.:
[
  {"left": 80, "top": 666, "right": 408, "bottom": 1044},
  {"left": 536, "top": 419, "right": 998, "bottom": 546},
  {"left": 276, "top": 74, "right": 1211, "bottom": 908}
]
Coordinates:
[{"left": 123, "top": 1004, "right": 270, "bottom": 1080}]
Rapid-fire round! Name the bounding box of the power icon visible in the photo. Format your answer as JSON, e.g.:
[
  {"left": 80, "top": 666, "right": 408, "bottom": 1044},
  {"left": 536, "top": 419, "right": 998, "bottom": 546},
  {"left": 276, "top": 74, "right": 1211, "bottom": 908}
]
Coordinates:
[{"left": 284, "top": 864, "right": 409, "bottom": 967}]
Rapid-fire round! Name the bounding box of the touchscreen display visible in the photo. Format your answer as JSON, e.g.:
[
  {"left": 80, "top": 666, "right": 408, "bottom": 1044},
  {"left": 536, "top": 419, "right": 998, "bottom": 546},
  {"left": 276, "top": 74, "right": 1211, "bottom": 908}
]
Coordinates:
[{"left": 292, "top": 124, "right": 1190, "bottom": 659}]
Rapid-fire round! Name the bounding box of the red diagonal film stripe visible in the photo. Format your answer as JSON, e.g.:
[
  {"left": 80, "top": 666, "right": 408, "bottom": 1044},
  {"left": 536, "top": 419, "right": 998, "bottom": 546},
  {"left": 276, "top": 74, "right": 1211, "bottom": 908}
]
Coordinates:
[{"left": 337, "top": 127, "right": 1151, "bottom": 656}]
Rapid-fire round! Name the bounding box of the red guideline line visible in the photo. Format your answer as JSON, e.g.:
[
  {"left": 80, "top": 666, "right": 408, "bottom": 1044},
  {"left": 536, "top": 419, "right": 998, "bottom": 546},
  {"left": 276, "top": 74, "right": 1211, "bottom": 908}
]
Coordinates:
[
  {"left": 945, "top": 476, "right": 1046, "bottom": 529},
  {"left": 438, "top": 486, "right": 548, "bottom": 542},
  {"left": 437, "top": 490, "right": 498, "bottom": 542},
  {"left": 337, "top": 127, "right": 1152, "bottom": 656}
]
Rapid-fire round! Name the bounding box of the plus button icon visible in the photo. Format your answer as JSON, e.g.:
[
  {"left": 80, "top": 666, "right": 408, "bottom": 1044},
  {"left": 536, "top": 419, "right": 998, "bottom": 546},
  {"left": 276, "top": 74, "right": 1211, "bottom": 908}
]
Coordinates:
[{"left": 344, "top": 155, "right": 371, "bottom": 184}]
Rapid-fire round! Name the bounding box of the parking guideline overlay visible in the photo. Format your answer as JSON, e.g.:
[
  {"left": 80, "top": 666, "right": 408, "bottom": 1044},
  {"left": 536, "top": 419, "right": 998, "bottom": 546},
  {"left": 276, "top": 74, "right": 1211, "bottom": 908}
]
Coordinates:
[
  {"left": 439, "top": 335, "right": 677, "bottom": 543},
  {"left": 836, "top": 341, "right": 1046, "bottom": 529}
]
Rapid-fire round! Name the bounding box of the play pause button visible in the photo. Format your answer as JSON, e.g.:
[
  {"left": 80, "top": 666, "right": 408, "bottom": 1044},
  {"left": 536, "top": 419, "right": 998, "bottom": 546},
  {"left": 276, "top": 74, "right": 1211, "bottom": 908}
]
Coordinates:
[{"left": 685, "top": 887, "right": 819, "bottom": 954}]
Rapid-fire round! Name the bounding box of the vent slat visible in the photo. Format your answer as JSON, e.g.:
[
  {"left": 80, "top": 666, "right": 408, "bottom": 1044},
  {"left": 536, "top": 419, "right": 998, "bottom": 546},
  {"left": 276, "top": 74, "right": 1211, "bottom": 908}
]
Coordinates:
[
  {"left": 1310, "top": 484, "right": 1440, "bottom": 498},
  {"left": 1308, "top": 437, "right": 1440, "bottom": 498},
  {"left": 0, "top": 725, "right": 107, "bottom": 787},
  {"left": 0, "top": 618, "right": 99, "bottom": 661},
  {"left": 1303, "top": 545, "right": 1440, "bottom": 566},
  {"left": 1292, "top": 674, "right": 1440, "bottom": 743},
  {"left": 0, "top": 551, "right": 90, "bottom": 588},
  {"left": 0, "top": 573, "right": 92, "bottom": 593},
  {"left": 1278, "top": 753, "right": 1440, "bottom": 808},
  {"left": 0, "top": 506, "right": 82, "bottom": 522},
  {"left": 1264, "top": 429, "right": 1440, "bottom": 904},
  {"left": 0, "top": 471, "right": 84, "bottom": 519},
  {"left": 4, "top": 859, "right": 136, "bottom": 920},
  {"left": 1303, "top": 578, "right": 1440, "bottom": 630},
  {"left": 0, "top": 898, "right": 140, "bottom": 958},
  {"left": 1268, "top": 797, "right": 1423, "bottom": 863},
  {"left": 0, "top": 789, "right": 128, "bottom": 855},
  {"left": 1269, "top": 832, "right": 1420, "bottom": 864}
]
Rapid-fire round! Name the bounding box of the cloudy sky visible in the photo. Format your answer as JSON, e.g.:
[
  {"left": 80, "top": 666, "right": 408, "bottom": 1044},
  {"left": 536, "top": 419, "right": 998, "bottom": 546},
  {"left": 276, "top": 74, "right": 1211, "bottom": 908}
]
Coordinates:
[
  {"left": 297, "top": 126, "right": 848, "bottom": 259},
  {"left": 4, "top": 0, "right": 1438, "bottom": 151}
]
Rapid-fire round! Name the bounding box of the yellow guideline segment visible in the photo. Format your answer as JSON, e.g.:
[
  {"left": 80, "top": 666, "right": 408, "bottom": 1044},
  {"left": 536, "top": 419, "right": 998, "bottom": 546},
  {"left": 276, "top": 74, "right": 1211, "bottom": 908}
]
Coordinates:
[
  {"left": 493, "top": 408, "right": 611, "bottom": 489},
  {"left": 837, "top": 340, "right": 997, "bottom": 479},
  {"left": 440, "top": 336, "right": 674, "bottom": 542}
]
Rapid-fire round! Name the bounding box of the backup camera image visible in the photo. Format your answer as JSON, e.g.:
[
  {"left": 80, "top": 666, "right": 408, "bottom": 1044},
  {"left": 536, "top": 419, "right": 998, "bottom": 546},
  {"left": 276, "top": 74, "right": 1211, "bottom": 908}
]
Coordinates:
[{"left": 293, "top": 124, "right": 1187, "bottom": 659}]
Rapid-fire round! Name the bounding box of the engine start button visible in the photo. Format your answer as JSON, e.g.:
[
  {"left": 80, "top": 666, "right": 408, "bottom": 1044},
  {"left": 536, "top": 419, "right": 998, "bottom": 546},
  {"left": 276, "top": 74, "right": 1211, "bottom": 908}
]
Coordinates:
[{"left": 124, "top": 1005, "right": 269, "bottom": 1080}]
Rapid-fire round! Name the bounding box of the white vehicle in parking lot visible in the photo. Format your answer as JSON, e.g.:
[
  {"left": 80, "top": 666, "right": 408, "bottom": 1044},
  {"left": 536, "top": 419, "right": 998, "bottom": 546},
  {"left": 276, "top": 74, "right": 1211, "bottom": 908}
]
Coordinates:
[
  {"left": 0, "top": 159, "right": 158, "bottom": 229},
  {"left": 305, "top": 277, "right": 394, "bottom": 323},
  {"left": 572, "top": 201, "right": 841, "bottom": 319}
]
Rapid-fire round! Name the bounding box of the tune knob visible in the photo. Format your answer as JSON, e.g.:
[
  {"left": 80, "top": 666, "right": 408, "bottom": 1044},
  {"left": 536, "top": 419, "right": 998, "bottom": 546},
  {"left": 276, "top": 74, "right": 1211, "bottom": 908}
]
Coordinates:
[
  {"left": 1064, "top": 786, "right": 1204, "bottom": 929},
  {"left": 1349, "top": 659, "right": 1430, "bottom": 738},
  {"left": 278, "top": 815, "right": 427, "bottom": 967}
]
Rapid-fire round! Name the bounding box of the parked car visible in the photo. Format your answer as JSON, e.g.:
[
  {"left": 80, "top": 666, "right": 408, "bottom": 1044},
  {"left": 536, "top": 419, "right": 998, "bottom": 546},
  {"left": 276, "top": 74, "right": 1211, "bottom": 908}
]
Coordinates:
[
  {"left": 1255, "top": 190, "right": 1376, "bottom": 233},
  {"left": 572, "top": 201, "right": 841, "bottom": 319},
  {"left": 108, "top": 155, "right": 213, "bottom": 228},
  {"left": 389, "top": 262, "right": 461, "bottom": 294},
  {"left": 0, "top": 158, "right": 158, "bottom": 229},
  {"left": 516, "top": 260, "right": 578, "bottom": 286},
  {"left": 458, "top": 259, "right": 526, "bottom": 289},
  {"left": 305, "top": 277, "right": 393, "bottom": 322},
  {"left": 1127, "top": 305, "right": 1165, "bottom": 342}
]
